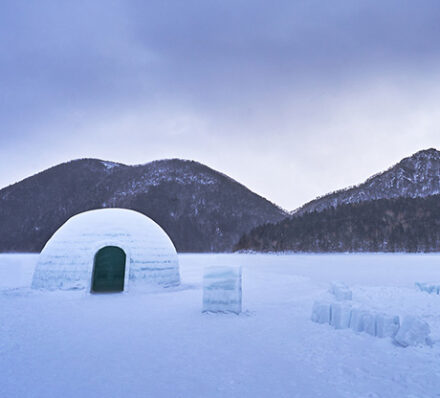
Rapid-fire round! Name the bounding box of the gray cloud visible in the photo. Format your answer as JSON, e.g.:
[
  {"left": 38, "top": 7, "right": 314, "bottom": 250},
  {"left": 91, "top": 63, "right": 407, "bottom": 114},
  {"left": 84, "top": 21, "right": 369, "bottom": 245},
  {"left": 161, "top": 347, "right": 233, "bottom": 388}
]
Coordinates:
[{"left": 1, "top": 0, "right": 440, "bottom": 209}]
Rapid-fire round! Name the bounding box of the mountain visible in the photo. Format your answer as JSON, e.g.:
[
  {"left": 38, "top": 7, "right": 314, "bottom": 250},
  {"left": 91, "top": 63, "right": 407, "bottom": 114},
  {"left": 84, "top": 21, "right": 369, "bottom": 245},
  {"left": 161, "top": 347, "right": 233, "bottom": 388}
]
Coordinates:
[
  {"left": 0, "top": 158, "right": 287, "bottom": 252},
  {"left": 235, "top": 195, "right": 440, "bottom": 253},
  {"left": 236, "top": 148, "right": 440, "bottom": 253},
  {"left": 294, "top": 148, "right": 440, "bottom": 215}
]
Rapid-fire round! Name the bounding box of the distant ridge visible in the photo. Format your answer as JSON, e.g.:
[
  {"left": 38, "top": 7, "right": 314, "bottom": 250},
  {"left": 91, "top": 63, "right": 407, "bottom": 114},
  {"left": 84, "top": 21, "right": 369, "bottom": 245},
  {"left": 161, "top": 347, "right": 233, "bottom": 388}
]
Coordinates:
[
  {"left": 236, "top": 148, "right": 440, "bottom": 253},
  {"left": 294, "top": 148, "right": 440, "bottom": 214},
  {"left": 0, "top": 158, "right": 287, "bottom": 252}
]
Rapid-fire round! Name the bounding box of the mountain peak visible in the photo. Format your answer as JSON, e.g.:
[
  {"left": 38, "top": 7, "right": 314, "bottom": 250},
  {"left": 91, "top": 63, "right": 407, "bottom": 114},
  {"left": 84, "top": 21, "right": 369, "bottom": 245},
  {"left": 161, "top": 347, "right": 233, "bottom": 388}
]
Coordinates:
[
  {"left": 0, "top": 157, "right": 287, "bottom": 253},
  {"left": 295, "top": 148, "right": 440, "bottom": 215},
  {"left": 404, "top": 148, "right": 440, "bottom": 161}
]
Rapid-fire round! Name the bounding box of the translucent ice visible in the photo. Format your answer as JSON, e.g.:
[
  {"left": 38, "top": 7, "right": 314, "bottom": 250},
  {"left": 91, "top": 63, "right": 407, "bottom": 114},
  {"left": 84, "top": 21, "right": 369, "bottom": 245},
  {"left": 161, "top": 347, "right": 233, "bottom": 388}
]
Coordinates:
[
  {"left": 349, "top": 308, "right": 368, "bottom": 333},
  {"left": 375, "top": 314, "right": 400, "bottom": 338},
  {"left": 330, "top": 303, "right": 352, "bottom": 329},
  {"left": 361, "top": 311, "right": 376, "bottom": 336},
  {"left": 202, "top": 266, "right": 242, "bottom": 314}
]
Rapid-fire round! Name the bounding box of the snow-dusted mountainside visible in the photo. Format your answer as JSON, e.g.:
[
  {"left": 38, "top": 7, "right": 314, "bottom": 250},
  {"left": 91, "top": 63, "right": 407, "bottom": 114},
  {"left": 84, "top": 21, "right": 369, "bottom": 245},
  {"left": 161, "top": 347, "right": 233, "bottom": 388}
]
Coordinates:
[
  {"left": 0, "top": 159, "right": 287, "bottom": 252},
  {"left": 236, "top": 148, "right": 440, "bottom": 253},
  {"left": 294, "top": 148, "right": 440, "bottom": 215},
  {"left": 236, "top": 195, "right": 440, "bottom": 252}
]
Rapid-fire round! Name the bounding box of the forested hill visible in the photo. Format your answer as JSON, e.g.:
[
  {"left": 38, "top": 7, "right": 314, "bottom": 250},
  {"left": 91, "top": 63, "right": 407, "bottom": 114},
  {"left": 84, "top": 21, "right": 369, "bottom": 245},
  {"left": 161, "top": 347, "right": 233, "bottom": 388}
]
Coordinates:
[
  {"left": 235, "top": 195, "right": 440, "bottom": 252},
  {"left": 0, "top": 158, "right": 287, "bottom": 252}
]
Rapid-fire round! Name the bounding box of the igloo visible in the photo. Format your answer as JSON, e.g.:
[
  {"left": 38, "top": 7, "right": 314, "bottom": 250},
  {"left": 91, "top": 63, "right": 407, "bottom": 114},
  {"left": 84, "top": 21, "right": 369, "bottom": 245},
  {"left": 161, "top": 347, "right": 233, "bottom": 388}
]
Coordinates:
[{"left": 31, "top": 208, "right": 180, "bottom": 292}]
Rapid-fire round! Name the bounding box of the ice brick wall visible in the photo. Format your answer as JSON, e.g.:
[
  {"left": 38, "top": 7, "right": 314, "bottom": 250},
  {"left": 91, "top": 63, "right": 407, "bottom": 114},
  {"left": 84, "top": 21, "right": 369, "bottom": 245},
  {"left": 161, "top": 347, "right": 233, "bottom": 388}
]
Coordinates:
[
  {"left": 202, "top": 266, "right": 242, "bottom": 314},
  {"left": 32, "top": 209, "right": 180, "bottom": 291},
  {"left": 311, "top": 301, "right": 432, "bottom": 346}
]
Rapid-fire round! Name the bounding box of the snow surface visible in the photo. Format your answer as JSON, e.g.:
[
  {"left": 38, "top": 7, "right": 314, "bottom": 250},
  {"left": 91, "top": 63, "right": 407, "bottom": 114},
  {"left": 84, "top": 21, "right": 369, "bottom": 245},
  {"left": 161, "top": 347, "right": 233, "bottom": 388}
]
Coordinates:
[
  {"left": 1, "top": 253, "right": 440, "bottom": 397},
  {"left": 329, "top": 282, "right": 353, "bottom": 301}
]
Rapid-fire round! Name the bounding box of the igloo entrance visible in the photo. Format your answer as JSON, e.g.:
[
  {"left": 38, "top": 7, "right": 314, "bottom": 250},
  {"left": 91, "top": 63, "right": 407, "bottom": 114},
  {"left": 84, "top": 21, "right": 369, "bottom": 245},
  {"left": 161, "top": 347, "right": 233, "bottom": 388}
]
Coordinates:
[{"left": 91, "top": 246, "right": 126, "bottom": 293}]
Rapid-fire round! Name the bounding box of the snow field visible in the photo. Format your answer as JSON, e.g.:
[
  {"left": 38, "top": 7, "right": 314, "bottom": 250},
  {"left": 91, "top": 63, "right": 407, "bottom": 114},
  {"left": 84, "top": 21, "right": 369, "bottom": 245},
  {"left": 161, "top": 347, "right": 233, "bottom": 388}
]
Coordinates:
[
  {"left": 1, "top": 253, "right": 440, "bottom": 398},
  {"left": 329, "top": 282, "right": 353, "bottom": 301}
]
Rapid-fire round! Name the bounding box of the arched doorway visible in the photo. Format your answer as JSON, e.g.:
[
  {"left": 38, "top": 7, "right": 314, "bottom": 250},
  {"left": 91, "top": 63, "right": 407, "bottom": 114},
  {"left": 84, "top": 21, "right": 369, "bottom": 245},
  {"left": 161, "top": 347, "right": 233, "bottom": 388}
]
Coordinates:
[{"left": 91, "top": 246, "right": 126, "bottom": 292}]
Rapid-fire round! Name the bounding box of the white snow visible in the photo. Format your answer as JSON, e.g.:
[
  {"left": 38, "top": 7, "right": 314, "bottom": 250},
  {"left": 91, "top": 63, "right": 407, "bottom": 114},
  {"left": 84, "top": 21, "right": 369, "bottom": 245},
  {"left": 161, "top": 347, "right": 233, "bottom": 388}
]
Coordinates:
[
  {"left": 329, "top": 282, "right": 353, "bottom": 301},
  {"left": 1, "top": 253, "right": 440, "bottom": 397},
  {"left": 32, "top": 208, "right": 180, "bottom": 290},
  {"left": 394, "top": 316, "right": 431, "bottom": 347},
  {"left": 100, "top": 160, "right": 120, "bottom": 170},
  {"left": 202, "top": 266, "right": 242, "bottom": 314}
]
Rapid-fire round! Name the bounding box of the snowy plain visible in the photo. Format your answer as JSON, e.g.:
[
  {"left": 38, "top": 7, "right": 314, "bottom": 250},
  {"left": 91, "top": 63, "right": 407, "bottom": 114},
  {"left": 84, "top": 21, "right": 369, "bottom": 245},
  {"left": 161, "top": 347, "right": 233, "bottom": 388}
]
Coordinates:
[{"left": 1, "top": 253, "right": 440, "bottom": 398}]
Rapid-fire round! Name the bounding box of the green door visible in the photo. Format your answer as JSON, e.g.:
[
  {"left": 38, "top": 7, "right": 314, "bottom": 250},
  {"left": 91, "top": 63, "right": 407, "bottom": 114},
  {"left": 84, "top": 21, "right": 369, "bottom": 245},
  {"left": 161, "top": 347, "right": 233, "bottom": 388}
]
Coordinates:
[{"left": 92, "top": 246, "right": 126, "bottom": 293}]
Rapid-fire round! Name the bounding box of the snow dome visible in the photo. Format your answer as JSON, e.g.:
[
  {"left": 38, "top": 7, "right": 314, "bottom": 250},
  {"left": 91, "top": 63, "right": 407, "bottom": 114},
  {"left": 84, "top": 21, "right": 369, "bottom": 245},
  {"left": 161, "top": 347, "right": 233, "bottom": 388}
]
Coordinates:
[{"left": 32, "top": 208, "right": 180, "bottom": 291}]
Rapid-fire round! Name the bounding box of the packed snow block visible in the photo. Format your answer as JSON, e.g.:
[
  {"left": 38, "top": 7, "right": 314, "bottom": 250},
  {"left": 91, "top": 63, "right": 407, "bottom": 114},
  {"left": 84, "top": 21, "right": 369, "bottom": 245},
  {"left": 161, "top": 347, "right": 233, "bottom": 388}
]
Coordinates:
[
  {"left": 394, "top": 316, "right": 431, "bottom": 347},
  {"left": 311, "top": 301, "right": 332, "bottom": 324},
  {"left": 330, "top": 303, "right": 352, "bottom": 329},
  {"left": 329, "top": 282, "right": 352, "bottom": 301},
  {"left": 202, "top": 266, "right": 242, "bottom": 314},
  {"left": 375, "top": 313, "right": 400, "bottom": 338},
  {"left": 361, "top": 312, "right": 376, "bottom": 336},
  {"left": 349, "top": 308, "right": 368, "bottom": 333},
  {"left": 350, "top": 308, "right": 376, "bottom": 335}
]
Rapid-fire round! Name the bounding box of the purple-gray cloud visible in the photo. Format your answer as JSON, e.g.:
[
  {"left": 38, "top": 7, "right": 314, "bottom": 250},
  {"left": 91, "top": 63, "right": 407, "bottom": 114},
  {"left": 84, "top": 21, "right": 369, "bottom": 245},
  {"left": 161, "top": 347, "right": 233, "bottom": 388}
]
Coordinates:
[{"left": 1, "top": 1, "right": 440, "bottom": 209}]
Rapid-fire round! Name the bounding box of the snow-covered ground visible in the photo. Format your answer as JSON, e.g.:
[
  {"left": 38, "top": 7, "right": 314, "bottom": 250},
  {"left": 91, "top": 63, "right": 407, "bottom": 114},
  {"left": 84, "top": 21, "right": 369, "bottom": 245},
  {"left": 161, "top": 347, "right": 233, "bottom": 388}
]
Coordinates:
[{"left": 1, "top": 253, "right": 440, "bottom": 398}]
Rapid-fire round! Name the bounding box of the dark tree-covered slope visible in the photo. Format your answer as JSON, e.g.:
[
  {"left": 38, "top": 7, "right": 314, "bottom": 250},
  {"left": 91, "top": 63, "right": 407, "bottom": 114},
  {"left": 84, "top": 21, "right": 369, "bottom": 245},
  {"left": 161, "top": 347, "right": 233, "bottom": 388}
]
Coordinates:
[
  {"left": 0, "top": 158, "right": 287, "bottom": 252},
  {"left": 236, "top": 195, "right": 440, "bottom": 252}
]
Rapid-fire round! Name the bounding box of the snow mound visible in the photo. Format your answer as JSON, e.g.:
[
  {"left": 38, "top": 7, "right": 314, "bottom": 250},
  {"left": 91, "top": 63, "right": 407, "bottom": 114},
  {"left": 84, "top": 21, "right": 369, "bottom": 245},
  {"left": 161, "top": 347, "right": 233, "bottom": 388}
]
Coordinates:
[
  {"left": 329, "top": 282, "right": 352, "bottom": 301},
  {"left": 394, "top": 316, "right": 431, "bottom": 347}
]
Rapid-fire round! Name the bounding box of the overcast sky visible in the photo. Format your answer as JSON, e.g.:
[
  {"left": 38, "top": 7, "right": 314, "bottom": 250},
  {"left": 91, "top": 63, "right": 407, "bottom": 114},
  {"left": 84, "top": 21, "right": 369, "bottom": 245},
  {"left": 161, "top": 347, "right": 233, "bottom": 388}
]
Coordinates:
[{"left": 2, "top": 1, "right": 440, "bottom": 210}]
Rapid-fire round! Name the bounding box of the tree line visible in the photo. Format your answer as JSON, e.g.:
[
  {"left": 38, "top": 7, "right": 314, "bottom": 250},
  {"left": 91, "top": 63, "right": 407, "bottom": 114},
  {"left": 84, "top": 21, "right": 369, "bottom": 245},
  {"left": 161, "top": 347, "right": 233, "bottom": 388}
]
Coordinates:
[{"left": 235, "top": 195, "right": 440, "bottom": 252}]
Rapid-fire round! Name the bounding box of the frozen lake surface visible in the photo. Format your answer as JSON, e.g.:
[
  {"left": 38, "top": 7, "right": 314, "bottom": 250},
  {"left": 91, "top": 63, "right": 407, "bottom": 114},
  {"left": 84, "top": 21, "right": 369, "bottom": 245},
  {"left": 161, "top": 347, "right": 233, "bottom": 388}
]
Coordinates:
[{"left": 1, "top": 253, "right": 440, "bottom": 397}]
